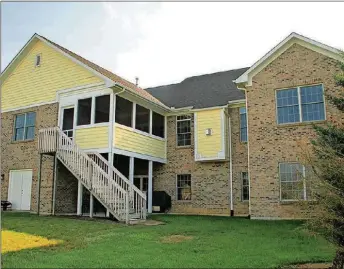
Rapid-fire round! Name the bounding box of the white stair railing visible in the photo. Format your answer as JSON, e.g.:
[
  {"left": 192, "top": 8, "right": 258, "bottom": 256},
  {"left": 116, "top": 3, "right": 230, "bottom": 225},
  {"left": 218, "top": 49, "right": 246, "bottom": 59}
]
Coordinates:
[
  {"left": 38, "top": 127, "right": 140, "bottom": 223},
  {"left": 87, "top": 152, "right": 147, "bottom": 220}
]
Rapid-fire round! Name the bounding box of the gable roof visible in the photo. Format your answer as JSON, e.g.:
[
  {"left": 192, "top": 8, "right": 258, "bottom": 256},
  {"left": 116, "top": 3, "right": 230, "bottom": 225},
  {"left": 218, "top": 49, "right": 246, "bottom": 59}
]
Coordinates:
[
  {"left": 235, "top": 32, "right": 343, "bottom": 87},
  {"left": 1, "top": 33, "right": 167, "bottom": 109},
  {"left": 146, "top": 67, "right": 248, "bottom": 109}
]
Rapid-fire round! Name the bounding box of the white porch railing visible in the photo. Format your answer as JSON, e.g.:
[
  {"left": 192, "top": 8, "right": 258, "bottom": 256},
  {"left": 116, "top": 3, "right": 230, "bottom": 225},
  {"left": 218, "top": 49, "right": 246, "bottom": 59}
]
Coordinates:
[
  {"left": 87, "top": 152, "right": 147, "bottom": 220},
  {"left": 38, "top": 127, "right": 146, "bottom": 223}
]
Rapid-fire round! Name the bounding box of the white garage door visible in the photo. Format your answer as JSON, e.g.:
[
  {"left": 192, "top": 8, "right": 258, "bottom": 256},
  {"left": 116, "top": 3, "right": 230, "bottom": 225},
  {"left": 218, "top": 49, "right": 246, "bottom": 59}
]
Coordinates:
[{"left": 8, "top": 170, "right": 33, "bottom": 211}]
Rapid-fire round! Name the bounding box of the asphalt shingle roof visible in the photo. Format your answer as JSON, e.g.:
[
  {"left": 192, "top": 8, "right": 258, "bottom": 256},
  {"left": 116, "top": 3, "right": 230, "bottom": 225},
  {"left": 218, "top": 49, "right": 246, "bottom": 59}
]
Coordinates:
[{"left": 145, "top": 67, "right": 249, "bottom": 109}]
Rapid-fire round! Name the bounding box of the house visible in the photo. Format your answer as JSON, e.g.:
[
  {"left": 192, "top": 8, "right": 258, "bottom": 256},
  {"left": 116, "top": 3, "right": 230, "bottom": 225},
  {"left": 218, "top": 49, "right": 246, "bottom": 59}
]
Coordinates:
[{"left": 1, "top": 32, "right": 342, "bottom": 222}]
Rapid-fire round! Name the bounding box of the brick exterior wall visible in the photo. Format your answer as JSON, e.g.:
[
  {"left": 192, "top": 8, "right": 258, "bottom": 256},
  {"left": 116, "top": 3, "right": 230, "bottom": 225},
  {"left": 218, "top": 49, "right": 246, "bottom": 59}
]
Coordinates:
[
  {"left": 1, "top": 103, "right": 58, "bottom": 214},
  {"left": 55, "top": 160, "right": 78, "bottom": 214},
  {"left": 153, "top": 109, "right": 249, "bottom": 216},
  {"left": 247, "top": 44, "right": 344, "bottom": 219}
]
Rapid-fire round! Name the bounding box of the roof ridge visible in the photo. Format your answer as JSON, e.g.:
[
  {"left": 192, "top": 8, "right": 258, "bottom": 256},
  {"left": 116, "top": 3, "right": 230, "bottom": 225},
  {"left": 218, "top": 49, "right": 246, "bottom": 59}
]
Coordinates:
[{"left": 37, "top": 34, "right": 166, "bottom": 107}]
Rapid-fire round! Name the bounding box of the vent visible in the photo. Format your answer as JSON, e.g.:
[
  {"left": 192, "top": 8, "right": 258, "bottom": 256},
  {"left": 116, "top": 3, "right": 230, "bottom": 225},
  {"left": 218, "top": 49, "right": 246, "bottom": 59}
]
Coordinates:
[{"left": 35, "top": 54, "right": 41, "bottom": 67}]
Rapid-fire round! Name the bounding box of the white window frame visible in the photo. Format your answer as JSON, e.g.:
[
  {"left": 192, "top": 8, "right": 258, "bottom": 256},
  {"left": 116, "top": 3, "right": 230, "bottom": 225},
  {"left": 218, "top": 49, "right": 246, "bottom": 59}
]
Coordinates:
[
  {"left": 279, "top": 162, "right": 307, "bottom": 202},
  {"left": 13, "top": 112, "right": 36, "bottom": 141},
  {"left": 239, "top": 107, "right": 248, "bottom": 142},
  {"left": 275, "top": 84, "right": 326, "bottom": 125},
  {"left": 176, "top": 114, "right": 192, "bottom": 147},
  {"left": 241, "top": 172, "right": 249, "bottom": 201},
  {"left": 176, "top": 174, "right": 192, "bottom": 201}
]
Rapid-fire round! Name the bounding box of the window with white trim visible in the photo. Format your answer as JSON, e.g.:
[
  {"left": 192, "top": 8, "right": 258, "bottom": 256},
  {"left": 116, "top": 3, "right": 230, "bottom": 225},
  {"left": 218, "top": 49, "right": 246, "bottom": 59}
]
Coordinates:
[
  {"left": 77, "top": 98, "right": 92, "bottom": 126},
  {"left": 240, "top": 107, "right": 247, "bottom": 142},
  {"left": 14, "top": 112, "right": 36, "bottom": 141},
  {"left": 94, "top": 95, "right": 110, "bottom": 123},
  {"left": 276, "top": 84, "right": 325, "bottom": 124},
  {"left": 241, "top": 172, "right": 249, "bottom": 201},
  {"left": 176, "top": 115, "right": 191, "bottom": 146},
  {"left": 279, "top": 162, "right": 307, "bottom": 201},
  {"left": 177, "top": 174, "right": 191, "bottom": 200}
]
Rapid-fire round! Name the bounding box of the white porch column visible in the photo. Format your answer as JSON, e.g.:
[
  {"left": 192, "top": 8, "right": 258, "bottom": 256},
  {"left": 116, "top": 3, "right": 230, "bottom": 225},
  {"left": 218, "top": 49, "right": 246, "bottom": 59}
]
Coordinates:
[
  {"left": 129, "top": 156, "right": 134, "bottom": 184},
  {"left": 148, "top": 160, "right": 153, "bottom": 213},
  {"left": 90, "top": 193, "right": 94, "bottom": 218},
  {"left": 77, "top": 181, "right": 83, "bottom": 215}
]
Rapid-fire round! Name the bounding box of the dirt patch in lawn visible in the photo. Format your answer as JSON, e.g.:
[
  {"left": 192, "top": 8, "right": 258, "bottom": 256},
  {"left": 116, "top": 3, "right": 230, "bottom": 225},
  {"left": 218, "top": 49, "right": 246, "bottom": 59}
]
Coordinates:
[
  {"left": 160, "top": 235, "right": 193, "bottom": 244},
  {"left": 296, "top": 263, "right": 332, "bottom": 269}
]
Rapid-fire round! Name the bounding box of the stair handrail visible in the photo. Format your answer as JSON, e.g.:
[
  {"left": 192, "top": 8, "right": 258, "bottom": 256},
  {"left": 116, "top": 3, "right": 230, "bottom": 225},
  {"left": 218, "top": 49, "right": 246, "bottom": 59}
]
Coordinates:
[
  {"left": 39, "top": 127, "right": 130, "bottom": 222},
  {"left": 87, "top": 152, "right": 147, "bottom": 219},
  {"left": 87, "top": 152, "right": 146, "bottom": 199}
]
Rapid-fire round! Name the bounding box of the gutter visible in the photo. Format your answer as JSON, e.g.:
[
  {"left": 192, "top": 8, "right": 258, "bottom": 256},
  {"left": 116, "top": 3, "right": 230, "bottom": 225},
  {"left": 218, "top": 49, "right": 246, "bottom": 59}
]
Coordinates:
[{"left": 224, "top": 109, "right": 234, "bottom": 216}]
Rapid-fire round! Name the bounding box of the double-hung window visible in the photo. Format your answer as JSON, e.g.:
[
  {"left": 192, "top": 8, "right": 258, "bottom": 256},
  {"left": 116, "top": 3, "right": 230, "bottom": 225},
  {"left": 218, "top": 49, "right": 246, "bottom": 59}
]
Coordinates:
[
  {"left": 279, "top": 162, "right": 307, "bottom": 201},
  {"left": 240, "top": 107, "right": 248, "bottom": 142},
  {"left": 241, "top": 172, "right": 249, "bottom": 201},
  {"left": 276, "top": 84, "right": 325, "bottom": 124},
  {"left": 177, "top": 174, "right": 191, "bottom": 200},
  {"left": 176, "top": 115, "right": 191, "bottom": 147},
  {"left": 14, "top": 112, "right": 36, "bottom": 141}
]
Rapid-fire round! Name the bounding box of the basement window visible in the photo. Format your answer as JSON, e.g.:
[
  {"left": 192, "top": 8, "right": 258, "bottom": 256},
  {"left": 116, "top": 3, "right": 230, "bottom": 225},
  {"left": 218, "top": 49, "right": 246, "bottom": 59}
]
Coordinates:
[
  {"left": 152, "top": 112, "right": 165, "bottom": 138},
  {"left": 77, "top": 98, "right": 92, "bottom": 125},
  {"left": 177, "top": 174, "right": 191, "bottom": 200},
  {"left": 35, "top": 54, "right": 41, "bottom": 67},
  {"left": 135, "top": 104, "right": 149, "bottom": 133},
  {"left": 279, "top": 162, "right": 307, "bottom": 201},
  {"left": 95, "top": 95, "right": 110, "bottom": 123},
  {"left": 241, "top": 172, "right": 249, "bottom": 201},
  {"left": 115, "top": 96, "right": 133, "bottom": 127}
]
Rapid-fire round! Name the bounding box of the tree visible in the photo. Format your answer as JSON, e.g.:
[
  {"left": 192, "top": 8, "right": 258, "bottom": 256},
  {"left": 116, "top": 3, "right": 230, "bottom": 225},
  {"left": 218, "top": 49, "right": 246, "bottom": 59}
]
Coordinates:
[{"left": 307, "top": 54, "right": 344, "bottom": 269}]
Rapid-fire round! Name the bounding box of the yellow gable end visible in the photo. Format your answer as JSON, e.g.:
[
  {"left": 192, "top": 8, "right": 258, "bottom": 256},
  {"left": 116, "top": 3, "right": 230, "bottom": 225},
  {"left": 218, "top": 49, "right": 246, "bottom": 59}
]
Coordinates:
[{"left": 1, "top": 40, "right": 103, "bottom": 111}]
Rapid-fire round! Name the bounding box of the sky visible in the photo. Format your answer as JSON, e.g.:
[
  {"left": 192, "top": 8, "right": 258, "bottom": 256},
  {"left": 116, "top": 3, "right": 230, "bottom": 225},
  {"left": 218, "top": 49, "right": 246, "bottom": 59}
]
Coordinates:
[{"left": 1, "top": 2, "right": 344, "bottom": 88}]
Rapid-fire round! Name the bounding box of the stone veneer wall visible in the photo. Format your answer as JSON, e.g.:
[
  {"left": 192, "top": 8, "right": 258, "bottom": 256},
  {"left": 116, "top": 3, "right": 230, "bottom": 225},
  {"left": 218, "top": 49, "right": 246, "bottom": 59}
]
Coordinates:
[
  {"left": 154, "top": 109, "right": 249, "bottom": 216},
  {"left": 247, "top": 44, "right": 344, "bottom": 219},
  {"left": 1, "top": 103, "right": 58, "bottom": 214}
]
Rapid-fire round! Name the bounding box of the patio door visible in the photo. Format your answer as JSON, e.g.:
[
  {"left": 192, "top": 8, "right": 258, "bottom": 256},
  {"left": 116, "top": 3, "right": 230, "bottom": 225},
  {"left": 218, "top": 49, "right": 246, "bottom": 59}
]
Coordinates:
[
  {"left": 61, "top": 107, "right": 74, "bottom": 139},
  {"left": 134, "top": 175, "right": 148, "bottom": 209}
]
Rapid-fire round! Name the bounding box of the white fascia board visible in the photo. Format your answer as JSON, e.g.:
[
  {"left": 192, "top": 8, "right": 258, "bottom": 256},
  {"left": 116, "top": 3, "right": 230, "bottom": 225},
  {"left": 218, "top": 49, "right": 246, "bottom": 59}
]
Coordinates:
[{"left": 234, "top": 32, "right": 343, "bottom": 86}]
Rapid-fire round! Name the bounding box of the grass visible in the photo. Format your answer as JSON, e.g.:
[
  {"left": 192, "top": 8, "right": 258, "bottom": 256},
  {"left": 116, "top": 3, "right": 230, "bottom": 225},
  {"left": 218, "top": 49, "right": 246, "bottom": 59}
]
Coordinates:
[{"left": 1, "top": 212, "right": 335, "bottom": 268}]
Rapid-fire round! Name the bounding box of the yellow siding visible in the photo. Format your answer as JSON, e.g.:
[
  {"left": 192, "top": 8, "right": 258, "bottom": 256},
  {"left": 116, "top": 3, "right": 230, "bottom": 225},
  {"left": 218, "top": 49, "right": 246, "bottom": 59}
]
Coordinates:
[
  {"left": 196, "top": 109, "right": 223, "bottom": 158},
  {"left": 114, "top": 125, "right": 166, "bottom": 159},
  {"left": 2, "top": 40, "right": 102, "bottom": 111},
  {"left": 75, "top": 126, "right": 109, "bottom": 149}
]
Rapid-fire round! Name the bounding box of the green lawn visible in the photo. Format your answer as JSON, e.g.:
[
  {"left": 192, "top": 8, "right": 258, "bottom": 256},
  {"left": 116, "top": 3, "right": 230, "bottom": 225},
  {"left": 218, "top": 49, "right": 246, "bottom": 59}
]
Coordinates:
[{"left": 1, "top": 212, "right": 334, "bottom": 268}]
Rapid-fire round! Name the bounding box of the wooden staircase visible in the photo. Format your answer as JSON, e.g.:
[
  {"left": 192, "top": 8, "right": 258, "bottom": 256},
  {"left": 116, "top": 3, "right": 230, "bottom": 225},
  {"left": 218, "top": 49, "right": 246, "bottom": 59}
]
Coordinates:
[{"left": 38, "top": 127, "right": 147, "bottom": 223}]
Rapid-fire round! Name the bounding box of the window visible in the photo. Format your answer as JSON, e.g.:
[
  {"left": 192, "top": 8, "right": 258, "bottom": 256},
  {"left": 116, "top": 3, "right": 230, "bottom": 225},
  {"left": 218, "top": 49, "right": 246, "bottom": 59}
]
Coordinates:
[
  {"left": 240, "top": 107, "right": 248, "bottom": 142},
  {"left": 152, "top": 112, "right": 165, "bottom": 138},
  {"left": 177, "top": 174, "right": 191, "bottom": 200},
  {"left": 176, "top": 115, "right": 191, "bottom": 146},
  {"left": 135, "top": 104, "right": 149, "bottom": 133},
  {"left": 35, "top": 54, "right": 41, "bottom": 67},
  {"left": 279, "top": 162, "right": 306, "bottom": 201},
  {"left": 95, "top": 95, "right": 110, "bottom": 123},
  {"left": 276, "top": 84, "right": 325, "bottom": 124},
  {"left": 241, "top": 172, "right": 249, "bottom": 201},
  {"left": 14, "top": 112, "right": 36, "bottom": 141},
  {"left": 115, "top": 96, "right": 133, "bottom": 127},
  {"left": 77, "top": 98, "right": 92, "bottom": 125}
]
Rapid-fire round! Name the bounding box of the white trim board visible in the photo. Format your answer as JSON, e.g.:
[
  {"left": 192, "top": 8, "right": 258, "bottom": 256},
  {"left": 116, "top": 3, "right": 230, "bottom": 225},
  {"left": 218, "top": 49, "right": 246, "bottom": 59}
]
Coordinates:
[
  {"left": 112, "top": 147, "right": 167, "bottom": 164},
  {"left": 235, "top": 32, "right": 343, "bottom": 87}
]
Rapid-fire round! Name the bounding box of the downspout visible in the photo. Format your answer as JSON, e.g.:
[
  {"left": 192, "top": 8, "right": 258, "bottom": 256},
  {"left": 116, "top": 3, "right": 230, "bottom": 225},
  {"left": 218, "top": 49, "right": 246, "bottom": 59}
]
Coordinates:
[
  {"left": 228, "top": 115, "right": 234, "bottom": 216},
  {"left": 224, "top": 109, "right": 234, "bottom": 216}
]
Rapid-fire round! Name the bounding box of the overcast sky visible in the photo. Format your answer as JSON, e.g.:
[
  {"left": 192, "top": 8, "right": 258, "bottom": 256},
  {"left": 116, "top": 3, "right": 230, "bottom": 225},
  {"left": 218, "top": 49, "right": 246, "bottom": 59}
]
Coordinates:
[{"left": 1, "top": 2, "right": 344, "bottom": 88}]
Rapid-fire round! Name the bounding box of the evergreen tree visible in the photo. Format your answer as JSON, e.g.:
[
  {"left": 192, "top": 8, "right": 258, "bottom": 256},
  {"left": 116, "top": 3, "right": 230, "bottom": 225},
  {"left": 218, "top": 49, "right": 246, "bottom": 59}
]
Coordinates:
[{"left": 308, "top": 54, "right": 344, "bottom": 269}]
